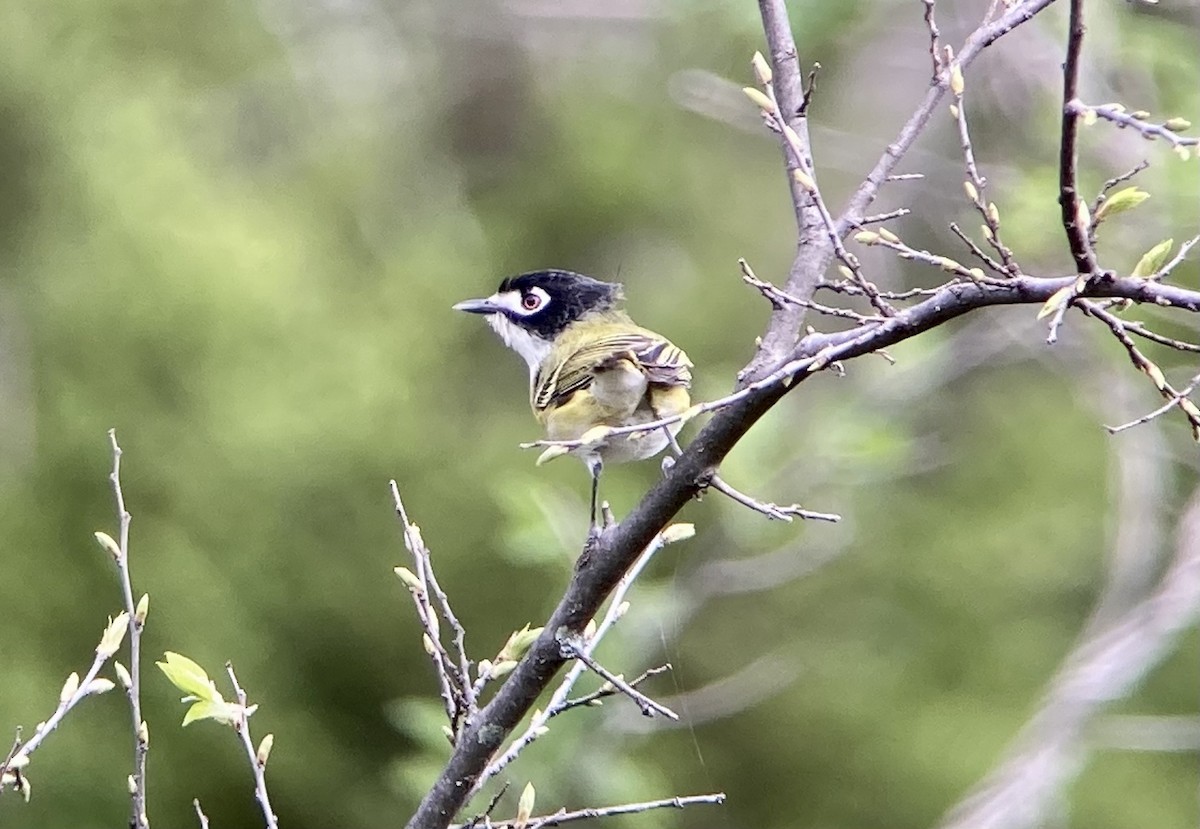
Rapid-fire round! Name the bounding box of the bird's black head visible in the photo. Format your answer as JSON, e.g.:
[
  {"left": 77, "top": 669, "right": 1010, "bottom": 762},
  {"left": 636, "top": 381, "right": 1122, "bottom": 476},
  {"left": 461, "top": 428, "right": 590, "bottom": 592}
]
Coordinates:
[{"left": 454, "top": 269, "right": 623, "bottom": 340}]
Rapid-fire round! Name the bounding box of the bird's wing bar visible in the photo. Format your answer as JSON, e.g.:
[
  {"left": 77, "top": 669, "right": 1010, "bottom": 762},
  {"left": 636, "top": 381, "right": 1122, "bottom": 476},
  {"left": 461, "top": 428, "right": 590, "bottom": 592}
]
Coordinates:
[{"left": 533, "top": 332, "right": 692, "bottom": 411}]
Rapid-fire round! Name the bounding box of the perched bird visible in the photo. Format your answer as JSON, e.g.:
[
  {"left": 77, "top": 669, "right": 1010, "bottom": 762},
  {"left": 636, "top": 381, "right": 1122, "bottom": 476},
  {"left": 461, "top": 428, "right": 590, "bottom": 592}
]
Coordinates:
[{"left": 454, "top": 269, "right": 693, "bottom": 534}]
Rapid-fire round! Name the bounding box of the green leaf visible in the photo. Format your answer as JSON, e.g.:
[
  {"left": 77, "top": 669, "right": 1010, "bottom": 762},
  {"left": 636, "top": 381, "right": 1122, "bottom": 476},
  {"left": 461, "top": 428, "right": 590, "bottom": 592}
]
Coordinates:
[
  {"left": 182, "top": 699, "right": 242, "bottom": 727},
  {"left": 1094, "top": 186, "right": 1149, "bottom": 223},
  {"left": 1132, "top": 238, "right": 1174, "bottom": 278},
  {"left": 515, "top": 782, "right": 536, "bottom": 829},
  {"left": 157, "top": 651, "right": 222, "bottom": 703},
  {"left": 1037, "top": 285, "right": 1074, "bottom": 320}
]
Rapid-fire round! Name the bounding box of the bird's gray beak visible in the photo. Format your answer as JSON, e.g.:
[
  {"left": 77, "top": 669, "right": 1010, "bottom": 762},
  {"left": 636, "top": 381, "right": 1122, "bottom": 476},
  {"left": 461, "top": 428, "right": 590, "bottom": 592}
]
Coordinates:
[{"left": 452, "top": 297, "right": 499, "bottom": 315}]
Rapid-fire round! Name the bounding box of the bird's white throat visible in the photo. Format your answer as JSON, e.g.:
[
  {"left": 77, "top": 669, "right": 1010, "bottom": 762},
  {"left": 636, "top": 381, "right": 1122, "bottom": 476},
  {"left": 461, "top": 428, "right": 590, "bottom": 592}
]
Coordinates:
[{"left": 485, "top": 313, "right": 553, "bottom": 378}]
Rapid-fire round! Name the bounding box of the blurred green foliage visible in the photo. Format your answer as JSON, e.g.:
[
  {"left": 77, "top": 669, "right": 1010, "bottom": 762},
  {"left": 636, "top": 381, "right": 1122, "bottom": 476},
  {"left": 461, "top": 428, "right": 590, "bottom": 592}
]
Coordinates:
[{"left": 1, "top": 1, "right": 1198, "bottom": 828}]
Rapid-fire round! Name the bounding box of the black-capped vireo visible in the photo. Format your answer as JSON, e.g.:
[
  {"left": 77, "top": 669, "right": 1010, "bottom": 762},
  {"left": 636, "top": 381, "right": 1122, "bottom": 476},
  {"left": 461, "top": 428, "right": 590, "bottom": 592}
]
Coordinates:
[{"left": 454, "top": 270, "right": 693, "bottom": 534}]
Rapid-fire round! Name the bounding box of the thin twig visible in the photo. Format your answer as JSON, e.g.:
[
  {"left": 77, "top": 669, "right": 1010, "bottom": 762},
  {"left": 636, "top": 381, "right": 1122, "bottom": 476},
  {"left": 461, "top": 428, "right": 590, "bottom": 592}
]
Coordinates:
[
  {"left": 1070, "top": 102, "right": 1200, "bottom": 151},
  {"left": 949, "top": 223, "right": 1007, "bottom": 275},
  {"left": 462, "top": 781, "right": 510, "bottom": 829},
  {"left": 0, "top": 732, "right": 19, "bottom": 776},
  {"left": 2, "top": 624, "right": 123, "bottom": 787},
  {"left": 1090, "top": 160, "right": 1150, "bottom": 239},
  {"left": 798, "top": 62, "right": 820, "bottom": 116},
  {"left": 818, "top": 281, "right": 939, "bottom": 300},
  {"left": 1120, "top": 321, "right": 1200, "bottom": 354},
  {"left": 1106, "top": 371, "right": 1200, "bottom": 435},
  {"left": 225, "top": 664, "right": 278, "bottom": 829},
  {"left": 391, "top": 481, "right": 469, "bottom": 732},
  {"left": 558, "top": 636, "right": 679, "bottom": 720},
  {"left": 193, "top": 799, "right": 210, "bottom": 829},
  {"left": 858, "top": 207, "right": 912, "bottom": 226},
  {"left": 1081, "top": 302, "right": 1200, "bottom": 439},
  {"left": 412, "top": 530, "right": 472, "bottom": 715},
  {"left": 858, "top": 232, "right": 1010, "bottom": 287},
  {"left": 555, "top": 665, "right": 673, "bottom": 716},
  {"left": 108, "top": 430, "right": 149, "bottom": 829},
  {"left": 0, "top": 731, "right": 22, "bottom": 797},
  {"left": 706, "top": 474, "right": 841, "bottom": 523},
  {"left": 453, "top": 793, "right": 726, "bottom": 829},
  {"left": 740, "top": 258, "right": 882, "bottom": 323},
  {"left": 949, "top": 69, "right": 1021, "bottom": 276},
  {"left": 922, "top": 0, "right": 942, "bottom": 80},
  {"left": 1146, "top": 235, "right": 1199, "bottom": 281}
]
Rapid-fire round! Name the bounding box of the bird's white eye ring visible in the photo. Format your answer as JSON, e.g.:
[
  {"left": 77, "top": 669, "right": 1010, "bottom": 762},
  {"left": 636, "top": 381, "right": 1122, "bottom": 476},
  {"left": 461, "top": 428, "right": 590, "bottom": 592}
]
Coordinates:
[{"left": 521, "top": 292, "right": 543, "bottom": 311}]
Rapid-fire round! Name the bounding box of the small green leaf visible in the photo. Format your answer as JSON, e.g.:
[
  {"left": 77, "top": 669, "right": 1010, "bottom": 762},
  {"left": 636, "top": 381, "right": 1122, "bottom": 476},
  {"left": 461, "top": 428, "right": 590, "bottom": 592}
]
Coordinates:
[
  {"left": 94, "top": 531, "right": 122, "bottom": 561},
  {"left": 182, "top": 699, "right": 241, "bottom": 727},
  {"left": 661, "top": 523, "right": 696, "bottom": 544},
  {"left": 515, "top": 782, "right": 536, "bottom": 829},
  {"left": 157, "top": 652, "right": 222, "bottom": 703},
  {"left": 490, "top": 660, "right": 518, "bottom": 679},
  {"left": 497, "top": 624, "right": 543, "bottom": 662},
  {"left": 1037, "top": 285, "right": 1074, "bottom": 320},
  {"left": 1132, "top": 238, "right": 1174, "bottom": 278},
  {"left": 741, "top": 86, "right": 775, "bottom": 113},
  {"left": 97, "top": 613, "right": 130, "bottom": 658},
  {"left": 1095, "top": 186, "right": 1149, "bottom": 223},
  {"left": 256, "top": 734, "right": 275, "bottom": 766}
]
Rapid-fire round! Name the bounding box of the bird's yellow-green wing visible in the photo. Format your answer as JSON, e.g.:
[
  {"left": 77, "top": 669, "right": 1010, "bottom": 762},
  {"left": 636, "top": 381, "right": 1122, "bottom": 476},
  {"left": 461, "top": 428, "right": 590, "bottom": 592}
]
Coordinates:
[{"left": 532, "top": 330, "right": 692, "bottom": 412}]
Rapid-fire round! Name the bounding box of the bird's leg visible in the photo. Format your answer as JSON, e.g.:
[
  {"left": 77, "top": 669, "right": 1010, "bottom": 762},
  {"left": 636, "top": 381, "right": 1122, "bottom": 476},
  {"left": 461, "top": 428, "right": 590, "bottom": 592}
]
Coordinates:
[{"left": 587, "top": 456, "right": 603, "bottom": 539}]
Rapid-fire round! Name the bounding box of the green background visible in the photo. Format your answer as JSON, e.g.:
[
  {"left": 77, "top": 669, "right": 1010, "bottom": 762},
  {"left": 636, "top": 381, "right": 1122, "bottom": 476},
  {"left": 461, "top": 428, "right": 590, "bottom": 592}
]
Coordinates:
[{"left": 1, "top": 0, "right": 1197, "bottom": 827}]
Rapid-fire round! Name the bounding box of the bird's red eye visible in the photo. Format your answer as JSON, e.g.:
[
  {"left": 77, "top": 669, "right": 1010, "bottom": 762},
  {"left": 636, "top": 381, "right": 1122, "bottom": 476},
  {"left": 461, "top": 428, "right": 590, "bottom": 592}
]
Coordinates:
[{"left": 522, "top": 293, "right": 541, "bottom": 310}]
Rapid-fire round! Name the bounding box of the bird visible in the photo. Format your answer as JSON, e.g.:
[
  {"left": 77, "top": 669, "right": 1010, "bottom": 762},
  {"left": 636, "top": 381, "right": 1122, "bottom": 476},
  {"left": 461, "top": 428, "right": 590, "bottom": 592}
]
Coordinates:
[{"left": 454, "top": 269, "right": 693, "bottom": 536}]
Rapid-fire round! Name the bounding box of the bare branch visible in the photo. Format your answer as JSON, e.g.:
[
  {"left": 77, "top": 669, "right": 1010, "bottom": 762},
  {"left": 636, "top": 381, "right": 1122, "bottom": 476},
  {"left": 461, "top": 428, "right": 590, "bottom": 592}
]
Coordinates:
[
  {"left": 858, "top": 207, "right": 912, "bottom": 227},
  {"left": 949, "top": 73, "right": 1021, "bottom": 276},
  {"left": 1106, "top": 371, "right": 1200, "bottom": 435},
  {"left": 452, "top": 793, "right": 726, "bottom": 829},
  {"left": 555, "top": 665, "right": 672, "bottom": 717},
  {"left": 1081, "top": 302, "right": 1200, "bottom": 439},
  {"left": 107, "top": 429, "right": 149, "bottom": 829},
  {"left": 741, "top": 257, "right": 880, "bottom": 323},
  {"left": 922, "top": 0, "right": 942, "bottom": 80},
  {"left": 225, "top": 664, "right": 278, "bottom": 829},
  {"left": 949, "top": 223, "right": 1007, "bottom": 275},
  {"left": 1070, "top": 101, "right": 1200, "bottom": 152},
  {"left": 558, "top": 635, "right": 678, "bottom": 720},
  {"left": 1058, "top": 0, "right": 1103, "bottom": 280},
  {"left": 193, "top": 799, "right": 210, "bottom": 829},
  {"left": 2, "top": 616, "right": 125, "bottom": 797},
  {"left": 705, "top": 473, "right": 841, "bottom": 523},
  {"left": 1120, "top": 320, "right": 1200, "bottom": 354},
  {"left": 1090, "top": 160, "right": 1150, "bottom": 233},
  {"left": 391, "top": 481, "right": 470, "bottom": 731}
]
